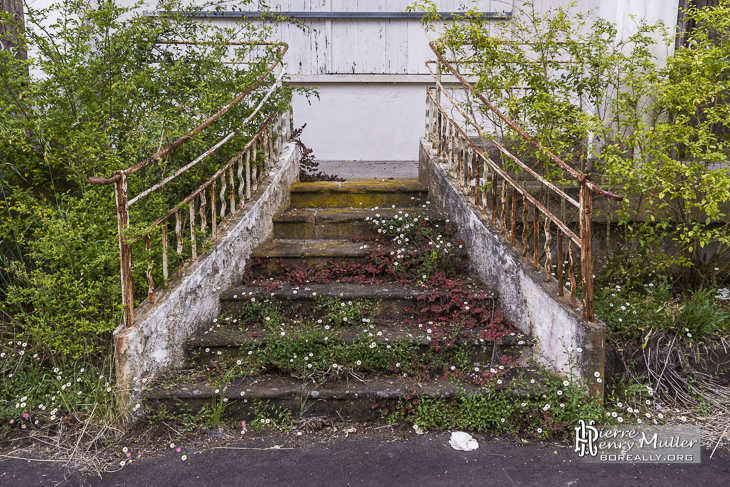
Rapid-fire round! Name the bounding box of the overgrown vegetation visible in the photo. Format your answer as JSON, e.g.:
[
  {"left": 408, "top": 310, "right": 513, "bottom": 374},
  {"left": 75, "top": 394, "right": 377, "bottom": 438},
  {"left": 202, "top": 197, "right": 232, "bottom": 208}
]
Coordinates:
[
  {"left": 411, "top": 0, "right": 730, "bottom": 445},
  {"left": 0, "top": 0, "right": 295, "bottom": 443},
  {"left": 145, "top": 203, "right": 618, "bottom": 445},
  {"left": 413, "top": 0, "right": 730, "bottom": 286}
]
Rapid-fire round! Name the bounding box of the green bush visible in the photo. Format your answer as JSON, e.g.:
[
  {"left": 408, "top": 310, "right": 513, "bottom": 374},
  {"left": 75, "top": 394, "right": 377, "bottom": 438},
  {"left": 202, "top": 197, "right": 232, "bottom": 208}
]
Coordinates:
[
  {"left": 0, "top": 0, "right": 295, "bottom": 423},
  {"left": 595, "top": 278, "right": 730, "bottom": 341},
  {"left": 0, "top": 0, "right": 291, "bottom": 357},
  {"left": 412, "top": 0, "right": 730, "bottom": 287}
]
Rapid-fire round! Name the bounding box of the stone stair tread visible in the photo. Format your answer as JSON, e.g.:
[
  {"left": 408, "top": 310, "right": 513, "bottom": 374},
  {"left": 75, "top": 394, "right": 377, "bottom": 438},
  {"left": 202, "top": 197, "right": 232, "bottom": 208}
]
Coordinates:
[
  {"left": 290, "top": 179, "right": 427, "bottom": 194},
  {"left": 251, "top": 239, "right": 366, "bottom": 258},
  {"left": 188, "top": 324, "right": 531, "bottom": 347},
  {"left": 222, "top": 282, "right": 429, "bottom": 301},
  {"left": 273, "top": 207, "right": 439, "bottom": 224},
  {"left": 146, "top": 371, "right": 540, "bottom": 402}
]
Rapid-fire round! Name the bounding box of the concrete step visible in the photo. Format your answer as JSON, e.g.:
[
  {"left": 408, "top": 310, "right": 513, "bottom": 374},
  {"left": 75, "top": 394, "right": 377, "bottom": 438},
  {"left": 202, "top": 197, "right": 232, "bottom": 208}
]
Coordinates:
[
  {"left": 186, "top": 324, "right": 533, "bottom": 368},
  {"left": 220, "top": 282, "right": 428, "bottom": 317},
  {"left": 272, "top": 207, "right": 442, "bottom": 240},
  {"left": 250, "top": 239, "right": 369, "bottom": 276},
  {"left": 144, "top": 368, "right": 544, "bottom": 422},
  {"left": 290, "top": 179, "right": 428, "bottom": 209}
]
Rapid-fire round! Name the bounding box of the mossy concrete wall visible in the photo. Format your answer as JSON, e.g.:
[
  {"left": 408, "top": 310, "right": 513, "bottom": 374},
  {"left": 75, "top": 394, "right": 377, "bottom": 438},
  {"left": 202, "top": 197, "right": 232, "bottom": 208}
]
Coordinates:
[
  {"left": 113, "top": 143, "right": 299, "bottom": 405},
  {"left": 419, "top": 139, "right": 605, "bottom": 398}
]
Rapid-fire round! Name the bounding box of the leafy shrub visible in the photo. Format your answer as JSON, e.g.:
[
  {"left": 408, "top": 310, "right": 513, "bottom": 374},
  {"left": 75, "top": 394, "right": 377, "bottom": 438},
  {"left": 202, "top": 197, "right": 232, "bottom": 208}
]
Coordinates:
[
  {"left": 0, "top": 0, "right": 291, "bottom": 356},
  {"left": 412, "top": 0, "right": 730, "bottom": 287},
  {"left": 595, "top": 278, "right": 730, "bottom": 341}
]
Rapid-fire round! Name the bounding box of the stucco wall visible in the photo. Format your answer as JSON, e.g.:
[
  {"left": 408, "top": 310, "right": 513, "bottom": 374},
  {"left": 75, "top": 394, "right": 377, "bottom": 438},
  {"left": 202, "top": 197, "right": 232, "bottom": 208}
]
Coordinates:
[{"left": 113, "top": 143, "right": 299, "bottom": 403}]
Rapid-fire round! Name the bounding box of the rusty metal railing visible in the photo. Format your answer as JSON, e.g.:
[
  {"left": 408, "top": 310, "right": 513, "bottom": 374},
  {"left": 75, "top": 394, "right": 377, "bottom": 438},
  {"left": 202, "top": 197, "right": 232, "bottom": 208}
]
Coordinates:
[
  {"left": 426, "top": 41, "right": 623, "bottom": 322},
  {"left": 90, "top": 42, "right": 290, "bottom": 327}
]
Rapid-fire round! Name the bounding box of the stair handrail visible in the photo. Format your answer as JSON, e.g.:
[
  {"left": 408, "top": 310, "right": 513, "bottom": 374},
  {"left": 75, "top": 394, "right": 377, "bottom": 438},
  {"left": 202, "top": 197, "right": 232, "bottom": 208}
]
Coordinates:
[
  {"left": 89, "top": 41, "right": 291, "bottom": 327},
  {"left": 426, "top": 40, "right": 623, "bottom": 322}
]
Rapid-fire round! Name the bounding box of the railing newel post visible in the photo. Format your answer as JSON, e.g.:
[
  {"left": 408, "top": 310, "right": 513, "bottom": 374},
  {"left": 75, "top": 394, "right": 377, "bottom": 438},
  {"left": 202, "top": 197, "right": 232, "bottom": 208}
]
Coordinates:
[
  {"left": 115, "top": 173, "right": 135, "bottom": 326},
  {"left": 580, "top": 182, "right": 594, "bottom": 321}
]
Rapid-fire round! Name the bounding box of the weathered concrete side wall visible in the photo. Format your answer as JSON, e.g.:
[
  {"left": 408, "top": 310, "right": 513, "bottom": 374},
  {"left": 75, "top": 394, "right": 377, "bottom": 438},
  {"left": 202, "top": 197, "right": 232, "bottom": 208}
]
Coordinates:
[
  {"left": 419, "top": 139, "right": 604, "bottom": 397},
  {"left": 114, "top": 143, "right": 299, "bottom": 401}
]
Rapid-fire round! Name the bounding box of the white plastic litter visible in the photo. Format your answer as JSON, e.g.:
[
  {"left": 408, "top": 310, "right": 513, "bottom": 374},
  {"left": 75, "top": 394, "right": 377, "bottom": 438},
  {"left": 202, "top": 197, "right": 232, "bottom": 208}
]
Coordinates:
[{"left": 449, "top": 431, "right": 479, "bottom": 451}]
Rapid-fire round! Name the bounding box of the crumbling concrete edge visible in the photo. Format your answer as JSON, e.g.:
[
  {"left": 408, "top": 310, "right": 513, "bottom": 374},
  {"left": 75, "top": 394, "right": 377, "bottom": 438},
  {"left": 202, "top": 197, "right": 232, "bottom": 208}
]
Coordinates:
[
  {"left": 113, "top": 143, "right": 299, "bottom": 407},
  {"left": 419, "top": 139, "right": 604, "bottom": 399}
]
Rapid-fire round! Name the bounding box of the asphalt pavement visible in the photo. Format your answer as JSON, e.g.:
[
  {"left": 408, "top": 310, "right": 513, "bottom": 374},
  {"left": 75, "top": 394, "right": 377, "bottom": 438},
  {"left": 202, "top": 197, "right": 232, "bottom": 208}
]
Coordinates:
[{"left": 2, "top": 432, "right": 729, "bottom": 487}]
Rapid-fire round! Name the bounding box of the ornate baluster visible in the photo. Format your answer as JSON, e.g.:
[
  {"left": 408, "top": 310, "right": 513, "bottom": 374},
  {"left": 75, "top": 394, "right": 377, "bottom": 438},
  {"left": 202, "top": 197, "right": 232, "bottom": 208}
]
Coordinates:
[
  {"left": 481, "top": 159, "right": 489, "bottom": 212},
  {"left": 463, "top": 146, "right": 470, "bottom": 191},
  {"left": 466, "top": 147, "right": 477, "bottom": 198},
  {"left": 262, "top": 130, "right": 269, "bottom": 172},
  {"left": 162, "top": 221, "right": 169, "bottom": 282},
  {"left": 491, "top": 170, "right": 497, "bottom": 225},
  {"left": 569, "top": 240, "right": 577, "bottom": 308},
  {"left": 246, "top": 149, "right": 252, "bottom": 200},
  {"left": 270, "top": 124, "right": 276, "bottom": 167},
  {"left": 438, "top": 111, "right": 444, "bottom": 156},
  {"left": 252, "top": 142, "right": 259, "bottom": 191},
  {"left": 219, "top": 174, "right": 227, "bottom": 220},
  {"left": 544, "top": 218, "right": 552, "bottom": 281},
  {"left": 474, "top": 155, "right": 480, "bottom": 206},
  {"left": 199, "top": 191, "right": 207, "bottom": 237},
  {"left": 446, "top": 122, "right": 454, "bottom": 167},
  {"left": 533, "top": 207, "right": 539, "bottom": 270},
  {"left": 522, "top": 195, "right": 529, "bottom": 257},
  {"left": 176, "top": 209, "right": 184, "bottom": 275},
  {"left": 425, "top": 91, "right": 431, "bottom": 139},
  {"left": 557, "top": 229, "right": 564, "bottom": 296},
  {"left": 500, "top": 179, "right": 507, "bottom": 234},
  {"left": 146, "top": 234, "right": 154, "bottom": 304},
  {"left": 211, "top": 180, "right": 217, "bottom": 239},
  {"left": 229, "top": 165, "right": 236, "bottom": 214},
  {"left": 511, "top": 187, "right": 517, "bottom": 245},
  {"left": 431, "top": 97, "right": 437, "bottom": 145},
  {"left": 189, "top": 201, "right": 197, "bottom": 260},
  {"left": 237, "top": 154, "right": 245, "bottom": 204}
]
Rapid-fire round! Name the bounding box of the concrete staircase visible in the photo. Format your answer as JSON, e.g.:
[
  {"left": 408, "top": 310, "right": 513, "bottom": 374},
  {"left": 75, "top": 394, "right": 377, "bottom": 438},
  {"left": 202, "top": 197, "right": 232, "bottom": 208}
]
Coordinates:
[{"left": 145, "top": 178, "right": 536, "bottom": 422}]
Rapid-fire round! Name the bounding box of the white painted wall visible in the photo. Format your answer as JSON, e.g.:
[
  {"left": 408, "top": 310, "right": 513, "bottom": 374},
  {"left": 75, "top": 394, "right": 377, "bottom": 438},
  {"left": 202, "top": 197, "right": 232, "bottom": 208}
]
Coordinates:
[
  {"left": 292, "top": 81, "right": 429, "bottom": 161},
  {"left": 599, "top": 0, "right": 679, "bottom": 63},
  {"left": 21, "top": 0, "right": 679, "bottom": 161}
]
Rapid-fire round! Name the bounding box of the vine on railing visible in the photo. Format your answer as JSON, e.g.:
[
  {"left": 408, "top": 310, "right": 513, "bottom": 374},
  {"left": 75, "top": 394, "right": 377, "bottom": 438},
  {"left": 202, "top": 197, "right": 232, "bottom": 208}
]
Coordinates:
[
  {"left": 426, "top": 42, "right": 623, "bottom": 322},
  {"left": 90, "top": 42, "right": 291, "bottom": 327}
]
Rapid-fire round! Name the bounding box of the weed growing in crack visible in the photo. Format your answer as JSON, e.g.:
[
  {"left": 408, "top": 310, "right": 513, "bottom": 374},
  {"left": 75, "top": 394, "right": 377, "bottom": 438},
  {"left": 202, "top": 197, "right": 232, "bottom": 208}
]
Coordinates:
[{"left": 312, "top": 297, "right": 375, "bottom": 328}]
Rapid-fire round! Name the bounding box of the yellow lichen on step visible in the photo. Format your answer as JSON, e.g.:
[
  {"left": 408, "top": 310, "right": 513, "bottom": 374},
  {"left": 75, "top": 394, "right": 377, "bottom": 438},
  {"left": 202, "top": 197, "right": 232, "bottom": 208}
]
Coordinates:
[{"left": 290, "top": 178, "right": 428, "bottom": 208}]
